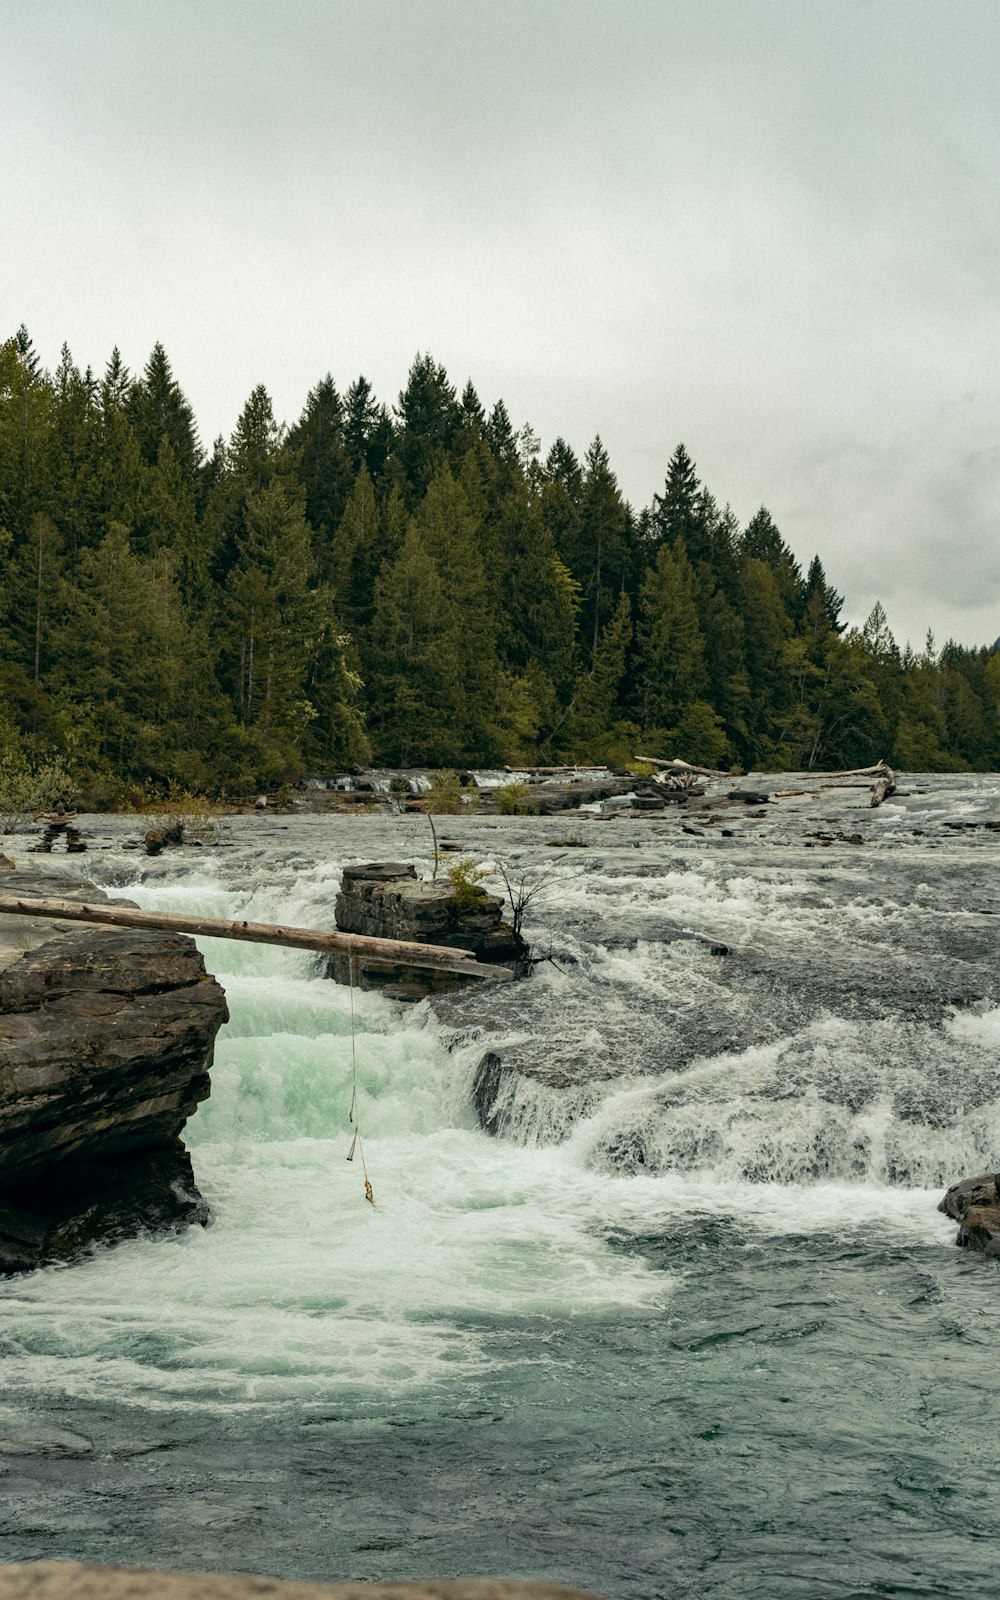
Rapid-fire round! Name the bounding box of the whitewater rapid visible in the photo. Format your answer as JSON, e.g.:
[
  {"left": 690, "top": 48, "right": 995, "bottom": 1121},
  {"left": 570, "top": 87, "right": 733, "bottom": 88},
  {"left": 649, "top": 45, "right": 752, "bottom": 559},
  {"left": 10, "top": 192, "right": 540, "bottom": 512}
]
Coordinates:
[{"left": 2, "top": 783, "right": 999, "bottom": 1597}]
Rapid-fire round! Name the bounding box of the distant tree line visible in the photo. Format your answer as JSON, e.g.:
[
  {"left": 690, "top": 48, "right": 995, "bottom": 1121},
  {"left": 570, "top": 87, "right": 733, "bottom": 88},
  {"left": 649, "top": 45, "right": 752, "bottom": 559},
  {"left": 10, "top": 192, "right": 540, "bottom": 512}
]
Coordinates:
[{"left": 0, "top": 327, "right": 997, "bottom": 796}]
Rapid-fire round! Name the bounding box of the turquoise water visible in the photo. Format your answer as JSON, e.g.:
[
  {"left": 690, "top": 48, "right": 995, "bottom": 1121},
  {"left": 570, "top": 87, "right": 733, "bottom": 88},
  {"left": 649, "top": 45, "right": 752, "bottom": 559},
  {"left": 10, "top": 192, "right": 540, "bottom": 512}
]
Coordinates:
[{"left": 1, "top": 793, "right": 999, "bottom": 1597}]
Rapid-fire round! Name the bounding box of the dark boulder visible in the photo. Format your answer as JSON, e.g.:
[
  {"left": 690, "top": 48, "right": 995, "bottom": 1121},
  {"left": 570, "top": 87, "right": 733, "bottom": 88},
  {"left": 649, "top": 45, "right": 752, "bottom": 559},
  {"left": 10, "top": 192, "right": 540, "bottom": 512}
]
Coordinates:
[
  {"left": 0, "top": 872, "right": 228, "bottom": 1274},
  {"left": 939, "top": 1172, "right": 1000, "bottom": 1256}
]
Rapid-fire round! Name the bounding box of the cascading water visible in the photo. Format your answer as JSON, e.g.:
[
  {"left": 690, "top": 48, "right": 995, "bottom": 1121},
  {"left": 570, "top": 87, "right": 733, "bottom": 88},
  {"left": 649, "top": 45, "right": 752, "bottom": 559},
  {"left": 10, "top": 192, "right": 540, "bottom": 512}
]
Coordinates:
[{"left": 2, "top": 779, "right": 1000, "bottom": 1598}]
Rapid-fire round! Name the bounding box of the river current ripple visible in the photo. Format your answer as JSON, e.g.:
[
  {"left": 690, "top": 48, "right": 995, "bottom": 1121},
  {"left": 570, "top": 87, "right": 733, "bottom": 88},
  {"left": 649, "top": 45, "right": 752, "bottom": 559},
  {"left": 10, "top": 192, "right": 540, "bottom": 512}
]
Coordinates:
[{"left": 1, "top": 775, "right": 999, "bottom": 1599}]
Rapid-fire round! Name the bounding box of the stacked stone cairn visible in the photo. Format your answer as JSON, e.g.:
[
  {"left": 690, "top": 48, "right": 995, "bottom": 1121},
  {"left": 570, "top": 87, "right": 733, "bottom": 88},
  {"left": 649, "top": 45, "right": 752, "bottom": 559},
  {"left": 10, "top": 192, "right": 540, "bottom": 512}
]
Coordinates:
[{"left": 32, "top": 806, "right": 86, "bottom": 853}]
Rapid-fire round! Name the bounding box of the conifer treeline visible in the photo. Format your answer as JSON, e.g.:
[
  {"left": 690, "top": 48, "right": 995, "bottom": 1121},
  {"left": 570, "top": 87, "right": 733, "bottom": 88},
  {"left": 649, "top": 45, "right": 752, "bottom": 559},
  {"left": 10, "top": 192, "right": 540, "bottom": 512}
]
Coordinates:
[{"left": 1, "top": 328, "right": 997, "bottom": 794}]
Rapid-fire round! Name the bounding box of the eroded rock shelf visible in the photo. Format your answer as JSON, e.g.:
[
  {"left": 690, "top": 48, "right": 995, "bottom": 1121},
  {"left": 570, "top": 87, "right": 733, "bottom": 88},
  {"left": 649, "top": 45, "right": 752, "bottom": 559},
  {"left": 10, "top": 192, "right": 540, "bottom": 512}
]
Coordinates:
[{"left": 0, "top": 869, "right": 228, "bottom": 1274}]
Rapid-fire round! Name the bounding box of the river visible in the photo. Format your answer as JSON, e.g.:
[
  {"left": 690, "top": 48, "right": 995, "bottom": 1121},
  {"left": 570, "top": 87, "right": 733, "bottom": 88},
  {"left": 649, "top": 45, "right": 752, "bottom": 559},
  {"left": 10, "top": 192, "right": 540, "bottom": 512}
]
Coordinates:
[{"left": 1, "top": 774, "right": 999, "bottom": 1599}]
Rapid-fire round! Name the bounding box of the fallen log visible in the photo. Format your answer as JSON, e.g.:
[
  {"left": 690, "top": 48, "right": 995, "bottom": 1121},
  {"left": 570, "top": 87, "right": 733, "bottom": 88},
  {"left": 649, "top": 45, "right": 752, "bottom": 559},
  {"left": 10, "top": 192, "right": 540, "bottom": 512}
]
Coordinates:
[
  {"left": 808, "top": 760, "right": 896, "bottom": 804},
  {"left": 0, "top": 894, "right": 514, "bottom": 982},
  {"left": 817, "top": 760, "right": 894, "bottom": 780},
  {"left": 870, "top": 770, "right": 896, "bottom": 807},
  {"left": 634, "top": 757, "right": 730, "bottom": 778},
  {"left": 503, "top": 764, "right": 609, "bottom": 774}
]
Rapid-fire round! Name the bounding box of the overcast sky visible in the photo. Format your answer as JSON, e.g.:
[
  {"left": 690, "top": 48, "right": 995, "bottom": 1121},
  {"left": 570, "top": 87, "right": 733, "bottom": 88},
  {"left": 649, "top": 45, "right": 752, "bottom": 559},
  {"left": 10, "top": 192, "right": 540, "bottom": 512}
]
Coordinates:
[{"left": 4, "top": 0, "right": 999, "bottom": 647}]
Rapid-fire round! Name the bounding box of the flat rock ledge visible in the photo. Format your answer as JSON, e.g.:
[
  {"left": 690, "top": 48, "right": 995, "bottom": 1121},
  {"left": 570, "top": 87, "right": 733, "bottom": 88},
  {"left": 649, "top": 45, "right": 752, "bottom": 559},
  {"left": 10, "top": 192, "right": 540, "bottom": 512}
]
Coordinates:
[
  {"left": 0, "top": 1564, "right": 601, "bottom": 1600},
  {"left": 0, "top": 870, "right": 228, "bottom": 1274},
  {"left": 938, "top": 1171, "right": 1000, "bottom": 1256},
  {"left": 330, "top": 863, "right": 527, "bottom": 1002}
]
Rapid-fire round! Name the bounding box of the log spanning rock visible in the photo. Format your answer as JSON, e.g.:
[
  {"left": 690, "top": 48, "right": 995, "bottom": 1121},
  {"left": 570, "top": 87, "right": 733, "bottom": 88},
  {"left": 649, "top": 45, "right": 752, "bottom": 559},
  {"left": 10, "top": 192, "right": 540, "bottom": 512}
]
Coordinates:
[
  {"left": 0, "top": 870, "right": 228, "bottom": 1275},
  {"left": 0, "top": 892, "right": 510, "bottom": 982},
  {"left": 330, "top": 863, "right": 528, "bottom": 1001},
  {"left": 938, "top": 1171, "right": 1000, "bottom": 1257}
]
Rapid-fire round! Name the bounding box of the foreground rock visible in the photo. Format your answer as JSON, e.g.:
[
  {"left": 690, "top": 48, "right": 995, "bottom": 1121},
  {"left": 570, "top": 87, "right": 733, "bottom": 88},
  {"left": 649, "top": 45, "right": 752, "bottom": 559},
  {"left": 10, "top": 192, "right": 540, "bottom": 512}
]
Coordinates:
[
  {"left": 938, "top": 1172, "right": 1000, "bottom": 1256},
  {"left": 0, "top": 1565, "right": 600, "bottom": 1600},
  {"left": 0, "top": 870, "right": 228, "bottom": 1274},
  {"left": 330, "top": 863, "right": 527, "bottom": 1001}
]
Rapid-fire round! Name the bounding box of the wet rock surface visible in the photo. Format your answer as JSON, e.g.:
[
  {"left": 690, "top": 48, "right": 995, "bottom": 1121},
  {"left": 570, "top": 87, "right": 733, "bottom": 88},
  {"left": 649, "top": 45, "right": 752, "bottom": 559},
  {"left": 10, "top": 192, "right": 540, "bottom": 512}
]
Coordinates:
[
  {"left": 329, "top": 862, "right": 527, "bottom": 1001},
  {"left": 418, "top": 785, "right": 1000, "bottom": 1177},
  {"left": 939, "top": 1171, "right": 1000, "bottom": 1256},
  {"left": 0, "top": 870, "right": 228, "bottom": 1273}
]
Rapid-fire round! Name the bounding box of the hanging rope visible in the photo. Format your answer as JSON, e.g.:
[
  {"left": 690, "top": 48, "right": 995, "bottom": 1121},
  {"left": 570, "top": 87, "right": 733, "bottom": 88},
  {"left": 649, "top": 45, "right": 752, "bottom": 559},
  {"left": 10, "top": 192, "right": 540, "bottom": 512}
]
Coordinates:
[{"left": 346, "top": 951, "right": 375, "bottom": 1207}]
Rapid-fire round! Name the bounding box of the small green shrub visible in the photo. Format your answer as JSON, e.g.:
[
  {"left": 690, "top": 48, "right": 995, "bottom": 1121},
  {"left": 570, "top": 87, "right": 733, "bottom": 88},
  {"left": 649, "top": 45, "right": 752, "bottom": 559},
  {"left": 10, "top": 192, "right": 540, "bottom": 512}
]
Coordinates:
[
  {"left": 0, "top": 750, "right": 72, "bottom": 833},
  {"left": 625, "top": 762, "right": 656, "bottom": 778},
  {"left": 141, "top": 783, "right": 224, "bottom": 843},
  {"left": 494, "top": 781, "right": 537, "bottom": 815},
  {"left": 446, "top": 856, "right": 491, "bottom": 909},
  {"left": 427, "top": 770, "right": 480, "bottom": 813}
]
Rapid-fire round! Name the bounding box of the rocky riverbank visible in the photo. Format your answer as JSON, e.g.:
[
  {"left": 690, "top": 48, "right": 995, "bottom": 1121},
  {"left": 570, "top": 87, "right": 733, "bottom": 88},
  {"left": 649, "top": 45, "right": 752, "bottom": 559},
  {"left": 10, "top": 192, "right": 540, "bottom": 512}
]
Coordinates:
[{"left": 0, "top": 868, "right": 228, "bottom": 1274}]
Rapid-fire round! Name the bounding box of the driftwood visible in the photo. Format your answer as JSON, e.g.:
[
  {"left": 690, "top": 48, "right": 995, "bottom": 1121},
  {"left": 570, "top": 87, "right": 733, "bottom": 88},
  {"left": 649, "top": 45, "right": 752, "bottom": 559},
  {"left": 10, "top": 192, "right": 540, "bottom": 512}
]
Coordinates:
[
  {"left": 635, "top": 757, "right": 730, "bottom": 779},
  {"left": 807, "top": 760, "right": 897, "bottom": 807},
  {"left": 0, "top": 895, "right": 514, "bottom": 982},
  {"left": 870, "top": 770, "right": 896, "bottom": 807},
  {"left": 504, "top": 765, "right": 608, "bottom": 774},
  {"left": 814, "top": 761, "right": 895, "bottom": 781},
  {"left": 632, "top": 756, "right": 897, "bottom": 807}
]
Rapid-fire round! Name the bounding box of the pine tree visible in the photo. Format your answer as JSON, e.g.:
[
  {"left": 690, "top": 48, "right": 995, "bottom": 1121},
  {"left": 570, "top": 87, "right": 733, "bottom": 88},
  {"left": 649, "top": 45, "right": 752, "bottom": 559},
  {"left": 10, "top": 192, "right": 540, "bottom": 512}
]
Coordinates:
[
  {"left": 135, "top": 439, "right": 204, "bottom": 601},
  {"left": 803, "top": 555, "right": 845, "bottom": 633},
  {"left": 743, "top": 507, "right": 804, "bottom": 616},
  {"left": 229, "top": 384, "right": 283, "bottom": 488},
  {"left": 393, "top": 353, "right": 462, "bottom": 499},
  {"left": 568, "top": 437, "right": 631, "bottom": 662},
  {"left": 0, "top": 331, "right": 52, "bottom": 541},
  {"left": 127, "top": 344, "right": 201, "bottom": 481},
  {"left": 738, "top": 556, "right": 797, "bottom": 765},
  {"left": 50, "top": 524, "right": 219, "bottom": 780},
  {"left": 635, "top": 541, "right": 709, "bottom": 732},
  {"left": 409, "top": 464, "right": 499, "bottom": 758},
  {"left": 220, "top": 480, "right": 322, "bottom": 754},
  {"left": 287, "top": 375, "right": 352, "bottom": 544},
  {"left": 559, "top": 592, "right": 634, "bottom": 762},
  {"left": 367, "top": 525, "right": 462, "bottom": 765},
  {"left": 100, "top": 348, "right": 131, "bottom": 417},
  {"left": 344, "top": 377, "right": 393, "bottom": 481},
  {"left": 328, "top": 464, "right": 385, "bottom": 633},
  {"left": 545, "top": 437, "right": 583, "bottom": 501},
  {"left": 654, "top": 444, "right": 707, "bottom": 560},
  {"left": 484, "top": 399, "right": 518, "bottom": 467},
  {"left": 459, "top": 380, "right": 486, "bottom": 443}
]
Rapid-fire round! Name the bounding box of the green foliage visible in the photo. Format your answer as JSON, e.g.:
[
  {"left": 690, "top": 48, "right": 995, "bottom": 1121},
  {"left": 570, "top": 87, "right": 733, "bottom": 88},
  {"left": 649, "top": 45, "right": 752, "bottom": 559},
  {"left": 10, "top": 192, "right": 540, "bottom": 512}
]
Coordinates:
[
  {"left": 0, "top": 324, "right": 992, "bottom": 789},
  {"left": 0, "top": 733, "right": 71, "bottom": 833},
  {"left": 446, "top": 856, "right": 490, "bottom": 909},
  {"left": 426, "top": 770, "right": 480, "bottom": 814},
  {"left": 141, "top": 785, "right": 224, "bottom": 844},
  {"left": 494, "top": 781, "right": 538, "bottom": 815}
]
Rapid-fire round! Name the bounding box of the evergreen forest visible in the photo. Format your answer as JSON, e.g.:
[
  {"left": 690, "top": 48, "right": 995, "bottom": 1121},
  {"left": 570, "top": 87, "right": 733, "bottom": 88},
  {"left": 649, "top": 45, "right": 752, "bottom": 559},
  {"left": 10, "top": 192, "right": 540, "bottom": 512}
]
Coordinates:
[{"left": 1, "top": 327, "right": 997, "bottom": 799}]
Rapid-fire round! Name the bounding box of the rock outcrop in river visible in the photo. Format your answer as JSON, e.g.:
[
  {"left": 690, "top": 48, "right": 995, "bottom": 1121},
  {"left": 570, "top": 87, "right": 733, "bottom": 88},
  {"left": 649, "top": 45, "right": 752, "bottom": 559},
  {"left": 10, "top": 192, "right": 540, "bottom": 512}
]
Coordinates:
[
  {"left": 330, "top": 862, "right": 527, "bottom": 1000},
  {"left": 0, "top": 869, "right": 228, "bottom": 1274},
  {"left": 939, "top": 1172, "right": 1000, "bottom": 1256}
]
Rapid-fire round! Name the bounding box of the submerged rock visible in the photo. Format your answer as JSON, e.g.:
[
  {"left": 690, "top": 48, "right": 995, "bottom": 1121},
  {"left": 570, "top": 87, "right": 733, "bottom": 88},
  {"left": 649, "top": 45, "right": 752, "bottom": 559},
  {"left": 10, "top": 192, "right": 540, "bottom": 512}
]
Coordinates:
[{"left": 0, "top": 870, "right": 228, "bottom": 1274}]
